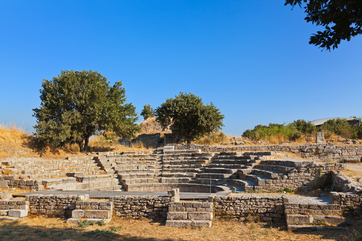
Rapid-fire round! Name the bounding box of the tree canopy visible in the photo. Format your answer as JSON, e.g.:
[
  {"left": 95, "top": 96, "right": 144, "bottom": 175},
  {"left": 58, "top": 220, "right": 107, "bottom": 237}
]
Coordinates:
[
  {"left": 140, "top": 104, "right": 155, "bottom": 120},
  {"left": 285, "top": 0, "right": 362, "bottom": 50},
  {"left": 155, "top": 92, "right": 224, "bottom": 144},
  {"left": 33, "top": 70, "right": 139, "bottom": 151}
]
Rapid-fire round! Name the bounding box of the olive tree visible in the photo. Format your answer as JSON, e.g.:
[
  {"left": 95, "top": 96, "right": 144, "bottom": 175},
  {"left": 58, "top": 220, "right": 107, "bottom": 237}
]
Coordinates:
[
  {"left": 155, "top": 92, "right": 224, "bottom": 144},
  {"left": 33, "top": 70, "right": 140, "bottom": 151}
]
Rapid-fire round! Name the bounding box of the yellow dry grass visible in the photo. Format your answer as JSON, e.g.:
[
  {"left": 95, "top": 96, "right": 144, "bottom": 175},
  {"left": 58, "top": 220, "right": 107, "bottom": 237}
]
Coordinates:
[
  {"left": 89, "top": 136, "right": 148, "bottom": 152},
  {"left": 1, "top": 216, "right": 360, "bottom": 241},
  {"left": 0, "top": 124, "right": 38, "bottom": 159},
  {"left": 340, "top": 168, "right": 362, "bottom": 182},
  {"left": 0, "top": 124, "right": 147, "bottom": 161}
]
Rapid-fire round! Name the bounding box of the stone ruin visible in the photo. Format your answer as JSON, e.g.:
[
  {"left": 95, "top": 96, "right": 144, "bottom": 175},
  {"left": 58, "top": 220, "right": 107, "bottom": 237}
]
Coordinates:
[{"left": 0, "top": 147, "right": 361, "bottom": 230}]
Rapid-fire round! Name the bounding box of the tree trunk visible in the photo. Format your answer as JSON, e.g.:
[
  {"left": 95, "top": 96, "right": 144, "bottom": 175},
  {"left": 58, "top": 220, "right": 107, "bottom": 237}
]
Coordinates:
[
  {"left": 187, "top": 140, "right": 191, "bottom": 145},
  {"left": 84, "top": 137, "right": 89, "bottom": 152},
  {"left": 77, "top": 141, "right": 83, "bottom": 152}
]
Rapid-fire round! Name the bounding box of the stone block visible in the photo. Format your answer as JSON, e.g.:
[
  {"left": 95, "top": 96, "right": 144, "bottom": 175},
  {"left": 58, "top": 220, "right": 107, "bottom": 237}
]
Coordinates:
[
  {"left": 0, "top": 180, "right": 9, "bottom": 188},
  {"left": 0, "top": 210, "right": 8, "bottom": 216},
  {"left": 192, "top": 220, "right": 212, "bottom": 228},
  {"left": 0, "top": 191, "right": 12, "bottom": 200},
  {"left": 84, "top": 210, "right": 112, "bottom": 219},
  {"left": 167, "top": 212, "right": 187, "bottom": 220},
  {"left": 316, "top": 132, "right": 325, "bottom": 144},
  {"left": 8, "top": 209, "right": 28, "bottom": 218},
  {"left": 286, "top": 214, "right": 313, "bottom": 225},
  {"left": 314, "top": 216, "right": 345, "bottom": 226},
  {"left": 72, "top": 209, "right": 85, "bottom": 218},
  {"left": 165, "top": 220, "right": 192, "bottom": 227},
  {"left": 188, "top": 212, "right": 213, "bottom": 221}
]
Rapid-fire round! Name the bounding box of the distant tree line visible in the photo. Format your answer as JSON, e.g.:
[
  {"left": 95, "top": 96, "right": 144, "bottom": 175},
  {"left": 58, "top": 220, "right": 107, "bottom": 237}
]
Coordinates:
[{"left": 242, "top": 118, "right": 362, "bottom": 141}]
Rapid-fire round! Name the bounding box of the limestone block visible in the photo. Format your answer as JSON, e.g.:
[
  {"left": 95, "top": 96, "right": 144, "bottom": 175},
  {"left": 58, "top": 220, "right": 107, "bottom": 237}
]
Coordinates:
[
  {"left": 316, "top": 132, "right": 325, "bottom": 144},
  {"left": 167, "top": 212, "right": 187, "bottom": 220},
  {"left": 84, "top": 210, "right": 112, "bottom": 219},
  {"left": 188, "top": 212, "right": 213, "bottom": 220},
  {"left": 314, "top": 216, "right": 345, "bottom": 226},
  {"left": 192, "top": 220, "right": 212, "bottom": 228},
  {"left": 0, "top": 210, "right": 8, "bottom": 216},
  {"left": 0, "top": 180, "right": 9, "bottom": 188},
  {"left": 8, "top": 209, "right": 28, "bottom": 218},
  {"left": 72, "top": 209, "right": 85, "bottom": 218},
  {"left": 0, "top": 191, "right": 12, "bottom": 201},
  {"left": 286, "top": 214, "right": 313, "bottom": 225},
  {"left": 165, "top": 220, "right": 192, "bottom": 227}
]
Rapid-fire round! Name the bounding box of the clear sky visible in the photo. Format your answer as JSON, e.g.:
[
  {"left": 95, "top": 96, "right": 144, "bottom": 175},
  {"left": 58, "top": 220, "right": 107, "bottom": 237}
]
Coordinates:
[{"left": 1, "top": 0, "right": 361, "bottom": 136}]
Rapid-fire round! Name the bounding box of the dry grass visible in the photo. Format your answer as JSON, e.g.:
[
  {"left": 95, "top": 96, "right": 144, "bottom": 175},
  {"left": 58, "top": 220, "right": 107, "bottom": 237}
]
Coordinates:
[
  {"left": 340, "top": 168, "right": 362, "bottom": 182},
  {"left": 1, "top": 216, "right": 360, "bottom": 241},
  {"left": 0, "top": 124, "right": 38, "bottom": 160},
  {"left": 89, "top": 136, "right": 148, "bottom": 152},
  {"left": 0, "top": 124, "right": 147, "bottom": 161}
]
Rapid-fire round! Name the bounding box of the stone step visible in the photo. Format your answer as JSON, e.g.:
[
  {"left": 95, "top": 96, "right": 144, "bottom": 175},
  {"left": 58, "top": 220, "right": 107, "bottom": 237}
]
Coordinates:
[
  {"left": 243, "top": 174, "right": 270, "bottom": 186},
  {"left": 209, "top": 159, "right": 257, "bottom": 165},
  {"left": 75, "top": 174, "right": 113, "bottom": 182},
  {"left": 121, "top": 178, "right": 155, "bottom": 185},
  {"left": 196, "top": 173, "right": 232, "bottom": 179},
  {"left": 252, "top": 169, "right": 283, "bottom": 179},
  {"left": 201, "top": 168, "right": 236, "bottom": 174},
  {"left": 286, "top": 214, "right": 346, "bottom": 227},
  {"left": 168, "top": 201, "right": 213, "bottom": 211},
  {"left": 162, "top": 168, "right": 201, "bottom": 173},
  {"left": 167, "top": 212, "right": 213, "bottom": 221},
  {"left": 207, "top": 163, "right": 246, "bottom": 169},
  {"left": 230, "top": 179, "right": 256, "bottom": 191},
  {"left": 116, "top": 169, "right": 155, "bottom": 174},
  {"left": 72, "top": 209, "right": 112, "bottom": 219},
  {"left": 162, "top": 160, "right": 209, "bottom": 165},
  {"left": 118, "top": 173, "right": 155, "bottom": 179},
  {"left": 253, "top": 164, "right": 294, "bottom": 174},
  {"left": 192, "top": 178, "right": 223, "bottom": 185},
  {"left": 163, "top": 164, "right": 204, "bottom": 168},
  {"left": 259, "top": 160, "right": 299, "bottom": 167},
  {"left": 161, "top": 172, "right": 196, "bottom": 178},
  {"left": 160, "top": 177, "right": 191, "bottom": 184}
]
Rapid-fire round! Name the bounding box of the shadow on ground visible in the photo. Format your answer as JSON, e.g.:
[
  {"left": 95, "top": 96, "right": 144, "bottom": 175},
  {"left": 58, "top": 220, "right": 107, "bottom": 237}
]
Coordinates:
[{"left": 0, "top": 220, "right": 176, "bottom": 241}]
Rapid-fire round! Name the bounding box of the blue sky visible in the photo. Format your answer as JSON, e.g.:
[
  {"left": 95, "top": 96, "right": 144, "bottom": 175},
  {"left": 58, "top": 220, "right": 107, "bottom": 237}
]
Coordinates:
[{"left": 1, "top": 0, "right": 361, "bottom": 136}]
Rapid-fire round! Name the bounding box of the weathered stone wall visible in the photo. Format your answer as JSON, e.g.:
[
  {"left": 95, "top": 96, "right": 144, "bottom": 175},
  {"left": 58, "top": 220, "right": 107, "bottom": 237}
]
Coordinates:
[
  {"left": 134, "top": 133, "right": 161, "bottom": 148},
  {"left": 236, "top": 161, "right": 341, "bottom": 192},
  {"left": 330, "top": 192, "right": 362, "bottom": 216},
  {"left": 0, "top": 199, "right": 28, "bottom": 211},
  {"left": 26, "top": 195, "right": 78, "bottom": 218},
  {"left": 331, "top": 172, "right": 362, "bottom": 194},
  {"left": 284, "top": 203, "right": 341, "bottom": 216},
  {"left": 110, "top": 196, "right": 170, "bottom": 220},
  {"left": 174, "top": 144, "right": 362, "bottom": 162},
  {"left": 75, "top": 201, "right": 113, "bottom": 210},
  {"left": 212, "top": 195, "right": 286, "bottom": 222}
]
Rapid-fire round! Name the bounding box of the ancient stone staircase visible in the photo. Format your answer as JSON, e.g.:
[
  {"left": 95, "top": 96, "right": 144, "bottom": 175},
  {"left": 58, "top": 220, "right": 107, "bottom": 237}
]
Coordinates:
[
  {"left": 160, "top": 151, "right": 214, "bottom": 184},
  {"left": 193, "top": 152, "right": 259, "bottom": 185},
  {"left": 165, "top": 189, "right": 213, "bottom": 228},
  {"left": 285, "top": 202, "right": 347, "bottom": 231},
  {"left": 67, "top": 196, "right": 113, "bottom": 224}
]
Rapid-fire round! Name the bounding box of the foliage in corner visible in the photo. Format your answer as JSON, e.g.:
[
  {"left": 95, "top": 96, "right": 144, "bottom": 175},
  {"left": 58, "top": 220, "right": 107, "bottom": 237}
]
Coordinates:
[
  {"left": 155, "top": 92, "right": 224, "bottom": 144},
  {"left": 33, "top": 70, "right": 140, "bottom": 151},
  {"left": 285, "top": 0, "right": 362, "bottom": 50}
]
